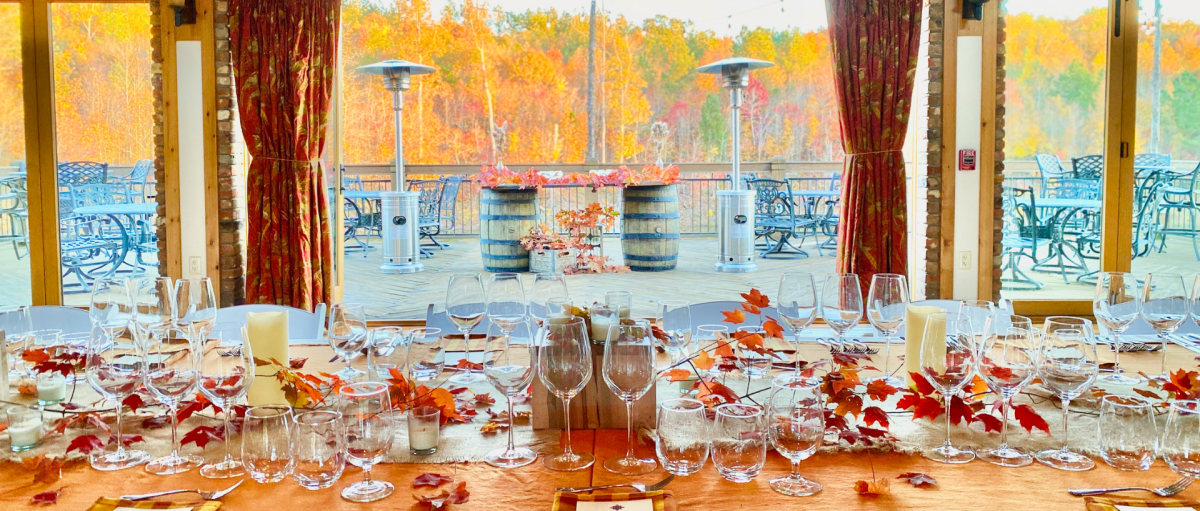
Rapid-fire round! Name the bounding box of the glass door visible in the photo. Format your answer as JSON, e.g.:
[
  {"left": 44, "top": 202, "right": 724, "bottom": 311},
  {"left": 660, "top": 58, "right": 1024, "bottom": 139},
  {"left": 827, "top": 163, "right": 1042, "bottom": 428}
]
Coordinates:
[{"left": 0, "top": 1, "right": 33, "bottom": 306}]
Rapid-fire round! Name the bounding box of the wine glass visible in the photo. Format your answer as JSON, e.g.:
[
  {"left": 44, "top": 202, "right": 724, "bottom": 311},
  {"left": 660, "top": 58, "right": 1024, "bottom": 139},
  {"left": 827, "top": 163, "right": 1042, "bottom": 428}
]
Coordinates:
[
  {"left": 131, "top": 276, "right": 175, "bottom": 346},
  {"left": 528, "top": 272, "right": 569, "bottom": 325},
  {"left": 1142, "top": 273, "right": 1187, "bottom": 379},
  {"left": 656, "top": 398, "right": 709, "bottom": 476},
  {"left": 85, "top": 319, "right": 151, "bottom": 470},
  {"left": 0, "top": 305, "right": 33, "bottom": 379},
  {"left": 406, "top": 327, "right": 445, "bottom": 383},
  {"left": 339, "top": 382, "right": 395, "bottom": 503},
  {"left": 656, "top": 300, "right": 691, "bottom": 365},
  {"left": 919, "top": 311, "right": 976, "bottom": 464},
  {"left": 1035, "top": 317, "right": 1098, "bottom": 471},
  {"left": 197, "top": 322, "right": 254, "bottom": 479},
  {"left": 1163, "top": 400, "right": 1200, "bottom": 479},
  {"left": 537, "top": 316, "right": 594, "bottom": 471},
  {"left": 487, "top": 273, "right": 527, "bottom": 336},
  {"left": 173, "top": 278, "right": 216, "bottom": 342},
  {"left": 976, "top": 318, "right": 1037, "bottom": 467},
  {"left": 367, "top": 326, "right": 405, "bottom": 382},
  {"left": 777, "top": 272, "right": 818, "bottom": 372},
  {"left": 446, "top": 273, "right": 486, "bottom": 384},
  {"left": 602, "top": 319, "right": 658, "bottom": 475},
  {"left": 90, "top": 277, "right": 133, "bottom": 347},
  {"left": 767, "top": 374, "right": 824, "bottom": 496},
  {"left": 820, "top": 273, "right": 862, "bottom": 353},
  {"left": 242, "top": 406, "right": 295, "bottom": 483},
  {"left": 866, "top": 273, "right": 907, "bottom": 386},
  {"left": 143, "top": 323, "right": 204, "bottom": 475},
  {"left": 482, "top": 320, "right": 538, "bottom": 468},
  {"left": 1093, "top": 272, "right": 1142, "bottom": 385},
  {"left": 327, "top": 303, "right": 369, "bottom": 381}
]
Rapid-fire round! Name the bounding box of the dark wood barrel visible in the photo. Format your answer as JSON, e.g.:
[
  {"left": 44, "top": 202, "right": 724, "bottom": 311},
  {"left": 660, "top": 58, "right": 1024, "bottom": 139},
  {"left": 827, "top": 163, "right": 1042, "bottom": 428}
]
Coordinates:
[
  {"left": 480, "top": 188, "right": 539, "bottom": 272},
  {"left": 620, "top": 185, "right": 680, "bottom": 271}
]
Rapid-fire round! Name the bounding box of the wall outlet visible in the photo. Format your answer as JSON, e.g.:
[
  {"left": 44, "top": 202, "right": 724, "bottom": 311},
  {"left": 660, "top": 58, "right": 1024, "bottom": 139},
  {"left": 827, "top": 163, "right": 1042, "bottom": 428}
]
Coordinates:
[
  {"left": 958, "top": 251, "right": 972, "bottom": 270},
  {"left": 189, "top": 256, "right": 202, "bottom": 275}
]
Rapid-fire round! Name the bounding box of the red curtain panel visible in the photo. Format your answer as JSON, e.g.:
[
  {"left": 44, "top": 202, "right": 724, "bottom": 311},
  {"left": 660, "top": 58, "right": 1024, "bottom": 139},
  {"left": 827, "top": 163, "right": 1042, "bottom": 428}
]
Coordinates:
[
  {"left": 229, "top": 0, "right": 339, "bottom": 310},
  {"left": 825, "top": 0, "right": 924, "bottom": 292}
]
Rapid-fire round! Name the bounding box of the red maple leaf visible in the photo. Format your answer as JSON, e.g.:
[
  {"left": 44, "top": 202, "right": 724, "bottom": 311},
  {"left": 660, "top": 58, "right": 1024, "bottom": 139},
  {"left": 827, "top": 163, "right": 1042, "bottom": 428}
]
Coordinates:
[
  {"left": 693, "top": 380, "right": 740, "bottom": 408},
  {"left": 740, "top": 288, "right": 770, "bottom": 308},
  {"left": 289, "top": 358, "right": 308, "bottom": 369},
  {"left": 22, "top": 455, "right": 62, "bottom": 484},
  {"left": 897, "top": 472, "right": 938, "bottom": 487},
  {"left": 911, "top": 396, "right": 944, "bottom": 421},
  {"left": 413, "top": 481, "right": 469, "bottom": 508},
  {"left": 121, "top": 394, "right": 146, "bottom": 414},
  {"left": 473, "top": 393, "right": 496, "bottom": 406},
  {"left": 1012, "top": 403, "right": 1050, "bottom": 433},
  {"left": 455, "top": 359, "right": 484, "bottom": 372},
  {"left": 22, "top": 348, "right": 51, "bottom": 365},
  {"left": 866, "top": 380, "right": 898, "bottom": 401},
  {"left": 141, "top": 415, "right": 172, "bottom": 430},
  {"left": 181, "top": 425, "right": 224, "bottom": 450},
  {"left": 975, "top": 413, "right": 1003, "bottom": 433},
  {"left": 109, "top": 434, "right": 144, "bottom": 448},
  {"left": 949, "top": 395, "right": 975, "bottom": 425},
  {"left": 857, "top": 425, "right": 889, "bottom": 439},
  {"left": 762, "top": 318, "right": 785, "bottom": 340},
  {"left": 412, "top": 473, "right": 454, "bottom": 488},
  {"left": 721, "top": 309, "right": 746, "bottom": 325},
  {"left": 65, "top": 435, "right": 106, "bottom": 456},
  {"left": 741, "top": 302, "right": 762, "bottom": 316},
  {"left": 862, "top": 406, "right": 890, "bottom": 428},
  {"left": 895, "top": 390, "right": 921, "bottom": 411},
  {"left": 832, "top": 352, "right": 868, "bottom": 368},
  {"left": 31, "top": 488, "right": 64, "bottom": 506},
  {"left": 910, "top": 372, "right": 936, "bottom": 395}
]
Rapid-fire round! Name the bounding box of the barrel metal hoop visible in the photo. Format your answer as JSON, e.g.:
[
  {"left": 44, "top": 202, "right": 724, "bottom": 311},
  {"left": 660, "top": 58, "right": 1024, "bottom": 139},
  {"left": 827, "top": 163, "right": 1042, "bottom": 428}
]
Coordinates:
[
  {"left": 481, "top": 253, "right": 530, "bottom": 260},
  {"left": 480, "top": 239, "right": 525, "bottom": 246},
  {"left": 623, "top": 196, "right": 678, "bottom": 202},
  {"left": 622, "top": 254, "right": 679, "bottom": 261},
  {"left": 623, "top": 213, "right": 681, "bottom": 219},
  {"left": 479, "top": 214, "right": 538, "bottom": 220},
  {"left": 628, "top": 265, "right": 678, "bottom": 272},
  {"left": 619, "top": 233, "right": 681, "bottom": 240},
  {"left": 480, "top": 199, "right": 537, "bottom": 205}
]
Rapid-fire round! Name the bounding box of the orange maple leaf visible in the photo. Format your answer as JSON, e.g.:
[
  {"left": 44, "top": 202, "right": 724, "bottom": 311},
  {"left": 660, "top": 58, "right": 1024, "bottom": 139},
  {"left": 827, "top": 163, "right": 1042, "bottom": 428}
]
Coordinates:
[
  {"left": 830, "top": 369, "right": 862, "bottom": 395},
  {"left": 714, "top": 339, "right": 736, "bottom": 358},
  {"left": 741, "top": 302, "right": 762, "bottom": 315},
  {"left": 692, "top": 351, "right": 716, "bottom": 371},
  {"left": 740, "top": 288, "right": 770, "bottom": 308},
  {"left": 661, "top": 368, "right": 691, "bottom": 383},
  {"left": 736, "top": 332, "right": 769, "bottom": 355},
  {"left": 721, "top": 309, "right": 746, "bottom": 324},
  {"left": 762, "top": 318, "right": 785, "bottom": 340}
]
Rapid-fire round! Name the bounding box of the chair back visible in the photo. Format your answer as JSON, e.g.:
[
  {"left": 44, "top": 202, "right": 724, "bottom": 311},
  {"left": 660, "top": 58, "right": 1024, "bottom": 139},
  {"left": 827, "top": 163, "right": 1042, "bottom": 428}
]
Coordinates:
[
  {"left": 58, "top": 161, "right": 108, "bottom": 189},
  {"left": 410, "top": 180, "right": 443, "bottom": 221},
  {"left": 439, "top": 175, "right": 463, "bottom": 230},
  {"left": 123, "top": 159, "right": 153, "bottom": 203},
  {"left": 342, "top": 174, "right": 364, "bottom": 191},
  {"left": 30, "top": 305, "right": 92, "bottom": 335},
  {"left": 1071, "top": 154, "right": 1104, "bottom": 180},
  {"left": 70, "top": 183, "right": 125, "bottom": 209},
  {"left": 1132, "top": 179, "right": 1163, "bottom": 258},
  {"left": 1034, "top": 154, "right": 1069, "bottom": 197},
  {"left": 1134, "top": 153, "right": 1171, "bottom": 168},
  {"left": 747, "top": 178, "right": 796, "bottom": 228},
  {"left": 214, "top": 303, "right": 327, "bottom": 340}
]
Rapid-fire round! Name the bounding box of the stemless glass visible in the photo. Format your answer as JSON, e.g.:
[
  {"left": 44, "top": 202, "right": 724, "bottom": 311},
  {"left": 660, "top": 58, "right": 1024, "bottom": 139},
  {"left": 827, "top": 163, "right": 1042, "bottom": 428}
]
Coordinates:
[
  {"left": 367, "top": 326, "right": 405, "bottom": 382},
  {"left": 1, "top": 306, "right": 32, "bottom": 379},
  {"left": 197, "top": 322, "right": 254, "bottom": 479},
  {"left": 406, "top": 327, "right": 445, "bottom": 383},
  {"left": 90, "top": 277, "right": 133, "bottom": 348},
  {"left": 1094, "top": 272, "right": 1142, "bottom": 385},
  {"left": 482, "top": 320, "right": 538, "bottom": 468},
  {"left": 976, "top": 319, "right": 1037, "bottom": 467},
  {"left": 767, "top": 375, "right": 824, "bottom": 496},
  {"left": 1142, "top": 273, "right": 1188, "bottom": 379},
  {"left": 867, "top": 273, "right": 908, "bottom": 386},
  {"left": 242, "top": 406, "right": 294, "bottom": 484},
  {"left": 174, "top": 277, "right": 216, "bottom": 342},
  {"left": 1036, "top": 317, "right": 1099, "bottom": 471},
  {"left": 85, "top": 322, "right": 151, "bottom": 470},
  {"left": 340, "top": 382, "right": 394, "bottom": 503},
  {"left": 327, "top": 303, "right": 369, "bottom": 381},
  {"left": 537, "top": 316, "right": 595, "bottom": 471},
  {"left": 446, "top": 273, "right": 487, "bottom": 384},
  {"left": 292, "top": 410, "right": 346, "bottom": 490},
  {"left": 820, "top": 273, "right": 862, "bottom": 353},
  {"left": 144, "top": 324, "right": 204, "bottom": 475},
  {"left": 528, "top": 272, "right": 569, "bottom": 324},
  {"left": 711, "top": 403, "right": 767, "bottom": 483},
  {"left": 1163, "top": 401, "right": 1200, "bottom": 479},
  {"left": 656, "top": 300, "right": 692, "bottom": 365},
  {"left": 655, "top": 398, "right": 708, "bottom": 476},
  {"left": 696, "top": 324, "right": 730, "bottom": 379},
  {"left": 606, "top": 290, "right": 633, "bottom": 319},
  {"left": 1098, "top": 395, "right": 1156, "bottom": 471},
  {"left": 777, "top": 272, "right": 818, "bottom": 372},
  {"left": 602, "top": 320, "right": 658, "bottom": 475},
  {"left": 735, "top": 326, "right": 771, "bottom": 380},
  {"left": 131, "top": 276, "right": 175, "bottom": 345},
  {"left": 919, "top": 311, "right": 976, "bottom": 464}
]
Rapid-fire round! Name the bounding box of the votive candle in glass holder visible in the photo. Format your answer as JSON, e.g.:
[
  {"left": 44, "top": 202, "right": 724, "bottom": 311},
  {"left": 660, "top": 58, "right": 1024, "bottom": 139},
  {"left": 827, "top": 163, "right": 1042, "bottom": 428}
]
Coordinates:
[
  {"left": 35, "top": 372, "right": 67, "bottom": 406},
  {"left": 408, "top": 406, "right": 440, "bottom": 456},
  {"left": 7, "top": 406, "right": 43, "bottom": 452}
]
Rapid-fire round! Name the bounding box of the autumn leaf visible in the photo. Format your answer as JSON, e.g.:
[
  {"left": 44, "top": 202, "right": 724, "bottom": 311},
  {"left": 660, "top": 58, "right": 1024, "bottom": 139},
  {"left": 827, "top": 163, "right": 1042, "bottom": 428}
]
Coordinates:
[
  {"left": 762, "top": 318, "right": 785, "bottom": 340},
  {"left": 833, "top": 392, "right": 863, "bottom": 418},
  {"left": 479, "top": 421, "right": 503, "bottom": 434},
  {"left": 1012, "top": 403, "right": 1050, "bottom": 434},
  {"left": 181, "top": 425, "right": 224, "bottom": 450},
  {"left": 866, "top": 379, "right": 898, "bottom": 401},
  {"left": 661, "top": 368, "right": 691, "bottom": 383},
  {"left": 18, "top": 380, "right": 36, "bottom": 396},
  {"left": 691, "top": 351, "right": 716, "bottom": 371},
  {"left": 741, "top": 302, "right": 761, "bottom": 315},
  {"left": 829, "top": 369, "right": 862, "bottom": 395},
  {"left": 855, "top": 478, "right": 890, "bottom": 496},
  {"left": 65, "top": 435, "right": 106, "bottom": 456},
  {"left": 714, "top": 339, "right": 736, "bottom": 358},
  {"left": 22, "top": 455, "right": 62, "bottom": 484},
  {"left": 858, "top": 425, "right": 888, "bottom": 439},
  {"left": 413, "top": 473, "right": 454, "bottom": 488},
  {"left": 121, "top": 394, "right": 146, "bottom": 414},
  {"left": 23, "top": 348, "right": 51, "bottom": 365},
  {"left": 862, "top": 406, "right": 890, "bottom": 428},
  {"left": 1133, "top": 387, "right": 1164, "bottom": 400},
  {"left": 289, "top": 358, "right": 308, "bottom": 369},
  {"left": 949, "top": 395, "right": 975, "bottom": 425},
  {"left": 911, "top": 396, "right": 944, "bottom": 421},
  {"left": 414, "top": 481, "right": 469, "bottom": 509},
  {"left": 740, "top": 288, "right": 770, "bottom": 308},
  {"left": 693, "top": 380, "right": 739, "bottom": 408},
  {"left": 897, "top": 472, "right": 938, "bottom": 488},
  {"left": 736, "top": 332, "right": 768, "bottom": 355},
  {"left": 455, "top": 359, "right": 484, "bottom": 372},
  {"left": 31, "top": 488, "right": 64, "bottom": 506},
  {"left": 109, "top": 434, "right": 144, "bottom": 448},
  {"left": 975, "top": 413, "right": 1003, "bottom": 433},
  {"left": 720, "top": 309, "right": 746, "bottom": 325},
  {"left": 910, "top": 372, "right": 935, "bottom": 395},
  {"left": 967, "top": 375, "right": 989, "bottom": 397},
  {"left": 474, "top": 393, "right": 496, "bottom": 406}
]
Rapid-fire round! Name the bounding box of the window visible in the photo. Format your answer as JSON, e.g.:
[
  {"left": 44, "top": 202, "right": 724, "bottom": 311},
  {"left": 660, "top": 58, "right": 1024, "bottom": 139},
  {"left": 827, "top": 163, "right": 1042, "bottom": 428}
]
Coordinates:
[{"left": 0, "top": 2, "right": 31, "bottom": 306}]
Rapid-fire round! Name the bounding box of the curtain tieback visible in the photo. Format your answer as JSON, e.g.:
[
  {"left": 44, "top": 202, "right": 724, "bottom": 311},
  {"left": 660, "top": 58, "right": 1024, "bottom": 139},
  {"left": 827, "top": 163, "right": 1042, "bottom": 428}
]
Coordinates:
[
  {"left": 253, "top": 156, "right": 321, "bottom": 164},
  {"left": 845, "top": 149, "right": 901, "bottom": 157}
]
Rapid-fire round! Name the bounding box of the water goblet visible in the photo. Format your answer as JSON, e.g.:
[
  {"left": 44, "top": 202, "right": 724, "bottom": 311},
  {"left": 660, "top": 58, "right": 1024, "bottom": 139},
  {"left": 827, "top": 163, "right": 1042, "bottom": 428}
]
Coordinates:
[
  {"left": 197, "top": 322, "right": 254, "bottom": 479},
  {"left": 446, "top": 273, "right": 486, "bottom": 384},
  {"left": 656, "top": 300, "right": 691, "bottom": 365},
  {"left": 655, "top": 398, "right": 708, "bottom": 476},
  {"left": 1142, "top": 273, "right": 1187, "bottom": 379},
  {"left": 711, "top": 403, "right": 767, "bottom": 483},
  {"left": 367, "top": 326, "right": 406, "bottom": 382},
  {"left": 538, "top": 316, "right": 595, "bottom": 471},
  {"left": 340, "top": 382, "right": 395, "bottom": 503},
  {"left": 919, "top": 311, "right": 976, "bottom": 464},
  {"left": 1094, "top": 272, "right": 1142, "bottom": 384},
  {"left": 867, "top": 273, "right": 907, "bottom": 386},
  {"left": 327, "top": 303, "right": 369, "bottom": 381},
  {"left": 528, "top": 272, "right": 569, "bottom": 324},
  {"left": 777, "top": 272, "right": 818, "bottom": 372},
  {"left": 292, "top": 410, "right": 346, "bottom": 490},
  {"left": 482, "top": 320, "right": 538, "bottom": 468},
  {"left": 767, "top": 374, "right": 825, "bottom": 496},
  {"left": 173, "top": 277, "right": 216, "bottom": 341},
  {"left": 820, "top": 273, "right": 862, "bottom": 353},
  {"left": 976, "top": 319, "right": 1037, "bottom": 467},
  {"left": 1035, "top": 317, "right": 1099, "bottom": 471},
  {"left": 86, "top": 322, "right": 151, "bottom": 470},
  {"left": 144, "top": 324, "right": 204, "bottom": 475},
  {"left": 602, "top": 320, "right": 658, "bottom": 475},
  {"left": 242, "top": 405, "right": 294, "bottom": 483}
]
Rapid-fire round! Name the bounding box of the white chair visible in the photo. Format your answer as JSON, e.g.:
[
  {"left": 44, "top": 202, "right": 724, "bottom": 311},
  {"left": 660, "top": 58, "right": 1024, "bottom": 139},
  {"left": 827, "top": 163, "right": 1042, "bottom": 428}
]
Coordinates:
[
  {"left": 686, "top": 301, "right": 780, "bottom": 333},
  {"left": 30, "top": 305, "right": 92, "bottom": 335},
  {"left": 214, "top": 303, "right": 326, "bottom": 341}
]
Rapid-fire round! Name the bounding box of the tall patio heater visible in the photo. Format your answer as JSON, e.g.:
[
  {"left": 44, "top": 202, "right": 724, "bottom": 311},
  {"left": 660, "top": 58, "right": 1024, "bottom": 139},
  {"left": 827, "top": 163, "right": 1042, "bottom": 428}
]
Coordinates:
[
  {"left": 697, "top": 57, "right": 774, "bottom": 273},
  {"left": 358, "top": 60, "right": 435, "bottom": 274}
]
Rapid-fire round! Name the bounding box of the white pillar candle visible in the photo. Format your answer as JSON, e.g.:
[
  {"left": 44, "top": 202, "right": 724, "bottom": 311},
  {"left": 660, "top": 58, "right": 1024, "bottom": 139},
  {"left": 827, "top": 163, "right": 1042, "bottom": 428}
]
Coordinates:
[
  {"left": 590, "top": 315, "right": 611, "bottom": 344},
  {"left": 36, "top": 373, "right": 66, "bottom": 404},
  {"left": 904, "top": 305, "right": 946, "bottom": 387},
  {"left": 9, "top": 419, "right": 42, "bottom": 449},
  {"left": 409, "top": 424, "right": 439, "bottom": 451},
  {"left": 246, "top": 311, "right": 289, "bottom": 406}
]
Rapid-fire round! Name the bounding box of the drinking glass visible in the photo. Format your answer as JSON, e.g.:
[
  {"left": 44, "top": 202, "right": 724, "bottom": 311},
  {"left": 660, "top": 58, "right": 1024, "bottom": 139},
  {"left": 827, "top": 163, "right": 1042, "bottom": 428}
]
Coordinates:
[
  {"left": 482, "top": 320, "right": 538, "bottom": 468},
  {"left": 735, "top": 326, "right": 771, "bottom": 380},
  {"left": 777, "top": 272, "right": 818, "bottom": 372},
  {"left": 528, "top": 272, "right": 569, "bottom": 325},
  {"left": 144, "top": 324, "right": 204, "bottom": 475},
  {"left": 406, "top": 327, "right": 444, "bottom": 383},
  {"left": 976, "top": 319, "right": 1037, "bottom": 467},
  {"left": 487, "top": 273, "right": 527, "bottom": 335},
  {"left": 90, "top": 277, "right": 133, "bottom": 349},
  {"left": 711, "top": 403, "right": 767, "bottom": 483},
  {"left": 6, "top": 406, "right": 42, "bottom": 452},
  {"left": 27, "top": 329, "right": 64, "bottom": 406},
  {"left": 327, "top": 303, "right": 369, "bottom": 381},
  {"left": 242, "top": 406, "right": 294, "bottom": 484},
  {"left": 0, "top": 305, "right": 32, "bottom": 379},
  {"left": 367, "top": 326, "right": 406, "bottom": 382},
  {"left": 655, "top": 398, "right": 708, "bottom": 476},
  {"left": 867, "top": 273, "right": 908, "bottom": 386},
  {"left": 292, "top": 410, "right": 346, "bottom": 490},
  {"left": 589, "top": 304, "right": 619, "bottom": 347},
  {"left": 339, "top": 382, "right": 395, "bottom": 503},
  {"left": 656, "top": 300, "right": 691, "bottom": 365},
  {"left": 1191, "top": 275, "right": 1200, "bottom": 334},
  {"left": 1035, "top": 317, "right": 1098, "bottom": 471},
  {"left": 1098, "top": 395, "right": 1156, "bottom": 471},
  {"left": 446, "top": 273, "right": 486, "bottom": 384},
  {"left": 820, "top": 273, "right": 862, "bottom": 353},
  {"left": 1163, "top": 401, "right": 1200, "bottom": 479},
  {"left": 919, "top": 311, "right": 976, "bottom": 464},
  {"left": 602, "top": 319, "right": 658, "bottom": 475},
  {"left": 1094, "top": 272, "right": 1142, "bottom": 385},
  {"left": 131, "top": 276, "right": 175, "bottom": 346},
  {"left": 537, "top": 316, "right": 594, "bottom": 471},
  {"left": 605, "top": 290, "right": 633, "bottom": 319},
  {"left": 696, "top": 324, "right": 730, "bottom": 378},
  {"left": 85, "top": 321, "right": 151, "bottom": 470},
  {"left": 408, "top": 406, "right": 440, "bottom": 455},
  {"left": 174, "top": 277, "right": 216, "bottom": 342},
  {"left": 767, "top": 375, "right": 824, "bottom": 496},
  {"left": 197, "top": 322, "right": 254, "bottom": 479},
  {"left": 1142, "top": 273, "right": 1187, "bottom": 379},
  {"left": 546, "top": 296, "right": 573, "bottom": 318}
]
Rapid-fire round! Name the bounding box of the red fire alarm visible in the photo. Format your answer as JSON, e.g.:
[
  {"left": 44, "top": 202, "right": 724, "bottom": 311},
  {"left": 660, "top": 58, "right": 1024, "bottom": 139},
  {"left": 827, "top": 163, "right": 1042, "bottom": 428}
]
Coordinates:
[{"left": 959, "top": 149, "right": 976, "bottom": 171}]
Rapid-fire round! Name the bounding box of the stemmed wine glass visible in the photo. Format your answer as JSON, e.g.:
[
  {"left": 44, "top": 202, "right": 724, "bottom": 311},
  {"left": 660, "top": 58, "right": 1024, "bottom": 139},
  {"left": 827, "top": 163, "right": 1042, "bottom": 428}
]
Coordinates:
[
  {"left": 85, "top": 318, "right": 151, "bottom": 470},
  {"left": 143, "top": 322, "right": 204, "bottom": 474},
  {"left": 339, "top": 382, "right": 395, "bottom": 503},
  {"left": 656, "top": 300, "right": 691, "bottom": 365},
  {"left": 777, "top": 272, "right": 818, "bottom": 372},
  {"left": 131, "top": 277, "right": 175, "bottom": 347},
  {"left": 602, "top": 319, "right": 658, "bottom": 475},
  {"left": 1093, "top": 272, "right": 1142, "bottom": 385},
  {"left": 1142, "top": 273, "right": 1187, "bottom": 379},
  {"left": 1035, "top": 317, "right": 1098, "bottom": 471},
  {"left": 976, "top": 317, "right": 1037, "bottom": 467},
  {"left": 919, "top": 311, "right": 976, "bottom": 464},
  {"left": 174, "top": 278, "right": 216, "bottom": 343},
  {"left": 767, "top": 374, "right": 825, "bottom": 496},
  {"left": 327, "top": 303, "right": 369, "bottom": 381},
  {"left": 867, "top": 274, "right": 907, "bottom": 385},
  {"left": 528, "top": 273, "right": 569, "bottom": 325},
  {"left": 487, "top": 273, "right": 527, "bottom": 336},
  {"left": 197, "top": 322, "right": 254, "bottom": 479},
  {"left": 482, "top": 320, "right": 538, "bottom": 468},
  {"left": 820, "top": 274, "right": 862, "bottom": 353},
  {"left": 537, "top": 316, "right": 594, "bottom": 471},
  {"left": 446, "top": 273, "right": 486, "bottom": 384},
  {"left": 91, "top": 277, "right": 134, "bottom": 348}
]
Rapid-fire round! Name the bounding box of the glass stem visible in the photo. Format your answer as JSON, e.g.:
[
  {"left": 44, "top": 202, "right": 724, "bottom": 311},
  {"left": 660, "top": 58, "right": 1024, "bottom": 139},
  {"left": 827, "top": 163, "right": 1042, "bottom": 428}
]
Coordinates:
[
  {"left": 999, "top": 397, "right": 1010, "bottom": 450},
  {"left": 882, "top": 333, "right": 891, "bottom": 378},
  {"left": 114, "top": 398, "right": 125, "bottom": 456},
  {"left": 943, "top": 392, "right": 953, "bottom": 449},
  {"left": 222, "top": 402, "right": 234, "bottom": 464},
  {"left": 624, "top": 399, "right": 635, "bottom": 461},
  {"left": 791, "top": 459, "right": 802, "bottom": 479},
  {"left": 1112, "top": 331, "right": 1122, "bottom": 376},
  {"left": 1161, "top": 333, "right": 1169, "bottom": 376},
  {"left": 169, "top": 402, "right": 180, "bottom": 456},
  {"left": 561, "top": 396, "right": 574, "bottom": 457},
  {"left": 1060, "top": 397, "right": 1071, "bottom": 453},
  {"left": 505, "top": 392, "right": 516, "bottom": 454},
  {"left": 362, "top": 464, "right": 372, "bottom": 484},
  {"left": 792, "top": 328, "right": 802, "bottom": 375}
]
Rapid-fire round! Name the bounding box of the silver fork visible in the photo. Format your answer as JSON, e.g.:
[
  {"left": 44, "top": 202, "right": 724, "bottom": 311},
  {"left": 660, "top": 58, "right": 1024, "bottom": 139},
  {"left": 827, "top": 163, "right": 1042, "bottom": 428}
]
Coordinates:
[
  {"left": 120, "top": 480, "right": 244, "bottom": 501},
  {"left": 1069, "top": 477, "right": 1193, "bottom": 497},
  {"left": 556, "top": 474, "right": 675, "bottom": 493}
]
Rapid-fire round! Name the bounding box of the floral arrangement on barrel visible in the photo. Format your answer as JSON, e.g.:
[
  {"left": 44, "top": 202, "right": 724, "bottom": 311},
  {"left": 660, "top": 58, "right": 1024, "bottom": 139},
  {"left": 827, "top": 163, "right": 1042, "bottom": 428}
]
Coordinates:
[
  {"left": 478, "top": 164, "right": 680, "bottom": 190},
  {"left": 519, "top": 203, "right": 629, "bottom": 274}
]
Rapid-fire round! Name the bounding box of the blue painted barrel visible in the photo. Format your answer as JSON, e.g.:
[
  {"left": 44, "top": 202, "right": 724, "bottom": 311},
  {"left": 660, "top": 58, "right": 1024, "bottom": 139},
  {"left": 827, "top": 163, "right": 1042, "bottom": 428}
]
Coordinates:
[
  {"left": 479, "top": 188, "right": 539, "bottom": 272},
  {"left": 620, "top": 185, "right": 680, "bottom": 271}
]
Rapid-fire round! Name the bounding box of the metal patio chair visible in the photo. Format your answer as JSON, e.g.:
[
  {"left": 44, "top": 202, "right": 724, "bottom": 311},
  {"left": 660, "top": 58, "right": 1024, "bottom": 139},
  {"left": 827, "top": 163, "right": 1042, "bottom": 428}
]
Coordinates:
[
  {"left": 1000, "top": 186, "right": 1045, "bottom": 290},
  {"left": 1071, "top": 154, "right": 1104, "bottom": 180},
  {"left": 421, "top": 175, "right": 461, "bottom": 253},
  {"left": 748, "top": 178, "right": 816, "bottom": 258},
  {"left": 1034, "top": 154, "right": 1071, "bottom": 198},
  {"left": 111, "top": 159, "right": 153, "bottom": 203},
  {"left": 1153, "top": 161, "right": 1200, "bottom": 260},
  {"left": 410, "top": 178, "right": 443, "bottom": 258}
]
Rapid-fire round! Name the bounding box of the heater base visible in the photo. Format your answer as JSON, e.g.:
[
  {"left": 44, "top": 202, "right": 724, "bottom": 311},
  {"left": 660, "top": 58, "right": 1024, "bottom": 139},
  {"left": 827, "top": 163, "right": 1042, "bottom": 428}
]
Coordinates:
[
  {"left": 714, "top": 261, "right": 758, "bottom": 273},
  {"left": 380, "top": 262, "right": 424, "bottom": 274}
]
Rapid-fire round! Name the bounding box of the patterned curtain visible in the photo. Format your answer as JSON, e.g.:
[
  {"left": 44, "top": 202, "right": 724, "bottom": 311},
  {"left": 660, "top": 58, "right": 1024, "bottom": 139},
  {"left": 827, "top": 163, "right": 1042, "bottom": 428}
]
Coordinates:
[
  {"left": 229, "top": 0, "right": 339, "bottom": 310},
  {"left": 825, "top": 0, "right": 924, "bottom": 292}
]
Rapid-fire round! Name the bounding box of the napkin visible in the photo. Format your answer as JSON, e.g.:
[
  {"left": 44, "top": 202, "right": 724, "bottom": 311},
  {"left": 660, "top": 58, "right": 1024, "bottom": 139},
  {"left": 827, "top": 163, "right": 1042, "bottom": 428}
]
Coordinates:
[
  {"left": 87, "top": 498, "right": 222, "bottom": 511},
  {"left": 246, "top": 311, "right": 289, "bottom": 406},
  {"left": 1085, "top": 497, "right": 1200, "bottom": 510},
  {"left": 552, "top": 491, "right": 676, "bottom": 511}
]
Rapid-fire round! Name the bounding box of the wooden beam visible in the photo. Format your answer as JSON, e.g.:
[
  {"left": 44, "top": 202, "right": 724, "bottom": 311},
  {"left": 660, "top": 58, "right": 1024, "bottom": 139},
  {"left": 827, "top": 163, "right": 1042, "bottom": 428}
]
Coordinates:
[
  {"left": 159, "top": 0, "right": 183, "bottom": 282},
  {"left": 939, "top": 0, "right": 960, "bottom": 299},
  {"left": 1099, "top": 0, "right": 1139, "bottom": 274},
  {"left": 21, "top": 0, "right": 62, "bottom": 305},
  {"left": 976, "top": 0, "right": 998, "bottom": 301}
]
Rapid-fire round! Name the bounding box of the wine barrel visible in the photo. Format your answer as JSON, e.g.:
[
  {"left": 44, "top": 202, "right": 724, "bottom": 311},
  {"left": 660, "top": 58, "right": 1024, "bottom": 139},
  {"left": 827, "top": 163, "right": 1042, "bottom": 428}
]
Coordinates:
[
  {"left": 620, "top": 185, "right": 680, "bottom": 271},
  {"left": 479, "top": 188, "right": 539, "bottom": 272}
]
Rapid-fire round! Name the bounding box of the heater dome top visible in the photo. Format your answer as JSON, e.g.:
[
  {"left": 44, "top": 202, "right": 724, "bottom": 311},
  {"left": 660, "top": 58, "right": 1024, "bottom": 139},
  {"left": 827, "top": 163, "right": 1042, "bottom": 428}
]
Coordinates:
[
  {"left": 357, "top": 59, "right": 436, "bottom": 76},
  {"left": 696, "top": 57, "right": 774, "bottom": 74}
]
